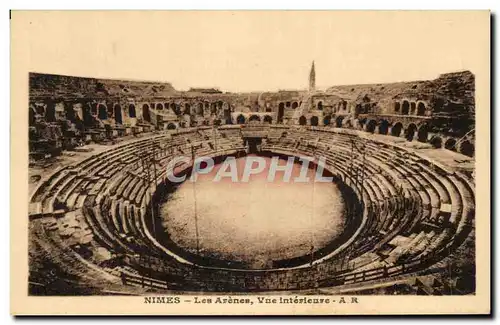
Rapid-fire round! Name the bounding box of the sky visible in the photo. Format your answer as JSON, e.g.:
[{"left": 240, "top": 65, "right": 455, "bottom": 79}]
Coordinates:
[{"left": 14, "top": 11, "right": 489, "bottom": 92}]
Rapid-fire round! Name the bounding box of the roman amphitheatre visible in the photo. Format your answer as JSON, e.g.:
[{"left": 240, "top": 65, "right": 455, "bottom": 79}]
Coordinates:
[{"left": 28, "top": 63, "right": 475, "bottom": 295}]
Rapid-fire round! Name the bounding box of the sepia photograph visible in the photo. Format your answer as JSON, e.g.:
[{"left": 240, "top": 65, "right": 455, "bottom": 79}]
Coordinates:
[{"left": 10, "top": 10, "right": 490, "bottom": 315}]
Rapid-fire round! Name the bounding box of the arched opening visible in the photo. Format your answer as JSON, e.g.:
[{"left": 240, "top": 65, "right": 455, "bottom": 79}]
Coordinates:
[
  {"left": 213, "top": 119, "right": 221, "bottom": 126},
  {"left": 236, "top": 114, "right": 246, "bottom": 124},
  {"left": 249, "top": 115, "right": 261, "bottom": 122},
  {"left": 342, "top": 101, "right": 347, "bottom": 110},
  {"left": 114, "top": 105, "right": 122, "bottom": 124},
  {"left": 317, "top": 101, "right": 323, "bottom": 110},
  {"left": 358, "top": 118, "right": 366, "bottom": 130},
  {"left": 310, "top": 116, "right": 319, "bottom": 126},
  {"left": 142, "top": 104, "right": 150, "bottom": 122},
  {"left": 197, "top": 103, "right": 204, "bottom": 116},
  {"left": 167, "top": 123, "right": 176, "bottom": 130},
  {"left": 410, "top": 102, "right": 416, "bottom": 115},
  {"left": 98, "top": 104, "right": 108, "bottom": 120},
  {"left": 205, "top": 102, "right": 210, "bottom": 110},
  {"left": 402, "top": 101, "right": 410, "bottom": 115},
  {"left": 29, "top": 107, "right": 36, "bottom": 125},
  {"left": 405, "top": 123, "right": 417, "bottom": 141},
  {"left": 156, "top": 103, "right": 164, "bottom": 111},
  {"left": 263, "top": 115, "right": 273, "bottom": 124},
  {"left": 292, "top": 102, "right": 298, "bottom": 109},
  {"left": 430, "top": 136, "right": 442, "bottom": 148},
  {"left": 278, "top": 104, "right": 285, "bottom": 124},
  {"left": 394, "top": 102, "right": 401, "bottom": 113},
  {"left": 445, "top": 138, "right": 457, "bottom": 151},
  {"left": 335, "top": 116, "right": 344, "bottom": 128},
  {"left": 170, "top": 103, "right": 176, "bottom": 111},
  {"left": 211, "top": 103, "right": 217, "bottom": 115},
  {"left": 45, "top": 103, "right": 56, "bottom": 122},
  {"left": 459, "top": 140, "right": 474, "bottom": 157},
  {"left": 417, "top": 124, "right": 429, "bottom": 142},
  {"left": 391, "top": 122, "right": 403, "bottom": 137},
  {"left": 299, "top": 116, "right": 307, "bottom": 126},
  {"left": 35, "top": 105, "right": 45, "bottom": 116},
  {"left": 218, "top": 101, "right": 223, "bottom": 109},
  {"left": 65, "top": 104, "right": 76, "bottom": 122},
  {"left": 286, "top": 102, "right": 291, "bottom": 108},
  {"left": 379, "top": 120, "right": 389, "bottom": 135},
  {"left": 185, "top": 103, "right": 191, "bottom": 114},
  {"left": 224, "top": 109, "right": 231, "bottom": 124},
  {"left": 128, "top": 104, "right": 136, "bottom": 118},
  {"left": 90, "top": 103, "right": 98, "bottom": 116},
  {"left": 417, "top": 102, "right": 426, "bottom": 116},
  {"left": 365, "top": 120, "right": 377, "bottom": 133},
  {"left": 83, "top": 105, "right": 93, "bottom": 125},
  {"left": 323, "top": 115, "right": 331, "bottom": 126}
]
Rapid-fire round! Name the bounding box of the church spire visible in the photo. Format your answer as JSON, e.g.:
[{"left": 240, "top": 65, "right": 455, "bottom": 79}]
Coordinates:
[{"left": 309, "top": 61, "right": 316, "bottom": 92}]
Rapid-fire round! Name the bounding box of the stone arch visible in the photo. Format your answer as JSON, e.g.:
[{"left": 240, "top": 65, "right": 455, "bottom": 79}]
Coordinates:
[
  {"left": 299, "top": 116, "right": 307, "bottom": 126},
  {"left": 379, "top": 120, "right": 389, "bottom": 135},
  {"left": 106, "top": 104, "right": 114, "bottom": 118},
  {"left": 391, "top": 122, "right": 403, "bottom": 137},
  {"left": 292, "top": 102, "right": 298, "bottom": 109},
  {"left": 236, "top": 114, "right": 246, "bottom": 124},
  {"left": 402, "top": 100, "right": 410, "bottom": 115},
  {"left": 430, "top": 136, "right": 443, "bottom": 148},
  {"left": 335, "top": 116, "right": 344, "bottom": 128},
  {"left": 263, "top": 115, "right": 273, "bottom": 124},
  {"left": 156, "top": 103, "right": 164, "bottom": 111},
  {"left": 317, "top": 101, "right": 323, "bottom": 110},
  {"left": 417, "top": 124, "right": 429, "bottom": 142},
  {"left": 210, "top": 103, "right": 217, "bottom": 115},
  {"left": 323, "top": 115, "right": 331, "bottom": 126},
  {"left": 197, "top": 103, "right": 204, "bottom": 116},
  {"left": 365, "top": 119, "right": 377, "bottom": 133},
  {"left": 394, "top": 102, "right": 401, "bottom": 113},
  {"left": 142, "top": 104, "right": 150, "bottom": 122},
  {"left": 286, "top": 101, "right": 291, "bottom": 108},
  {"left": 405, "top": 123, "right": 417, "bottom": 141},
  {"left": 310, "top": 116, "right": 319, "bottom": 126},
  {"left": 445, "top": 138, "right": 457, "bottom": 151},
  {"left": 114, "top": 104, "right": 122, "bottom": 124},
  {"left": 98, "top": 104, "right": 108, "bottom": 120},
  {"left": 249, "top": 115, "right": 261, "bottom": 122},
  {"left": 459, "top": 140, "right": 474, "bottom": 157},
  {"left": 417, "top": 102, "right": 426, "bottom": 116},
  {"left": 166, "top": 123, "right": 177, "bottom": 130},
  {"left": 128, "top": 104, "right": 136, "bottom": 118}
]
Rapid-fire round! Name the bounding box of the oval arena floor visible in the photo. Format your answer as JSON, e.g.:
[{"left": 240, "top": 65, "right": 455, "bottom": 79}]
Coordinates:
[{"left": 28, "top": 125, "right": 476, "bottom": 295}]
